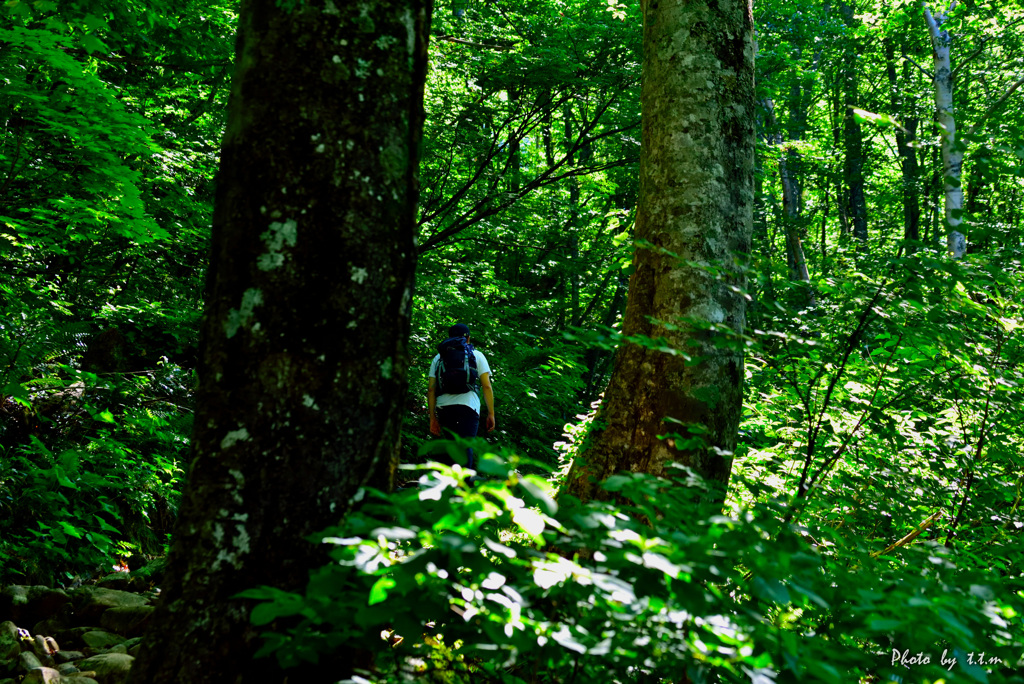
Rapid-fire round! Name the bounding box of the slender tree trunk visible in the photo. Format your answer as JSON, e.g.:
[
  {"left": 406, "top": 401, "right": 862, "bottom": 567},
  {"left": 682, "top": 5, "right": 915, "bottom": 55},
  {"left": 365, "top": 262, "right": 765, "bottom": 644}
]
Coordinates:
[
  {"left": 840, "top": 3, "right": 868, "bottom": 242},
  {"left": 129, "top": 1, "right": 431, "bottom": 682},
  {"left": 884, "top": 38, "right": 922, "bottom": 244},
  {"left": 562, "top": 103, "right": 583, "bottom": 327},
  {"left": 564, "top": 0, "right": 754, "bottom": 503},
  {"left": 762, "top": 98, "right": 811, "bottom": 290},
  {"left": 820, "top": 177, "right": 830, "bottom": 263},
  {"left": 830, "top": 91, "right": 851, "bottom": 238},
  {"left": 843, "top": 105, "right": 868, "bottom": 242},
  {"left": 508, "top": 87, "right": 521, "bottom": 194},
  {"left": 924, "top": 4, "right": 967, "bottom": 257},
  {"left": 582, "top": 275, "right": 626, "bottom": 404},
  {"left": 781, "top": 151, "right": 811, "bottom": 282}
]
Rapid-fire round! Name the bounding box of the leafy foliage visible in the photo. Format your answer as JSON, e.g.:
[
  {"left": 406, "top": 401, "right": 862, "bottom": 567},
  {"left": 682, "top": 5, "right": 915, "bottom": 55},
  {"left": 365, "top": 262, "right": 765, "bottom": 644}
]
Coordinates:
[
  {"left": 0, "top": 0, "right": 227, "bottom": 582},
  {"left": 243, "top": 452, "right": 1024, "bottom": 683},
  {"left": 2, "top": 0, "right": 1024, "bottom": 681},
  {"left": 0, "top": 366, "right": 189, "bottom": 583}
]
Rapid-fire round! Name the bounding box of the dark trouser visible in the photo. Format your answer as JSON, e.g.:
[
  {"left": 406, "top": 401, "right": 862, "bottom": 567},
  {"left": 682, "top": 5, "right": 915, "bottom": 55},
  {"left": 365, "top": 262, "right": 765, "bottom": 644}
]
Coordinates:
[{"left": 436, "top": 404, "right": 479, "bottom": 468}]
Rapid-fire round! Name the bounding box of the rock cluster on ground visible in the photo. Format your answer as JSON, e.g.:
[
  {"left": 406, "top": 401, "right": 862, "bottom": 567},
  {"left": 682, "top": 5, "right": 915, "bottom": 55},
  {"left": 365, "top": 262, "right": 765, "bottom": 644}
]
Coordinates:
[{"left": 0, "top": 567, "right": 162, "bottom": 684}]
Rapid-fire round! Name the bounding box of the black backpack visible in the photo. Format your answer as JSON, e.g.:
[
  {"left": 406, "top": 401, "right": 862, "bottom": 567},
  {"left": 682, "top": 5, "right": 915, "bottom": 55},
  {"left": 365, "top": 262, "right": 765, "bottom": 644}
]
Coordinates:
[{"left": 436, "top": 336, "right": 479, "bottom": 395}]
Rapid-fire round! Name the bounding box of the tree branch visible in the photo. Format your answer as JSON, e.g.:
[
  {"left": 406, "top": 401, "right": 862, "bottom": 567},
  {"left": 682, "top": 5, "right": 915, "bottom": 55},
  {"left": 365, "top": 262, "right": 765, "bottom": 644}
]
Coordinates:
[
  {"left": 902, "top": 55, "right": 932, "bottom": 79},
  {"left": 950, "top": 39, "right": 987, "bottom": 80},
  {"left": 61, "top": 48, "right": 230, "bottom": 71},
  {"left": 871, "top": 510, "right": 944, "bottom": 557},
  {"left": 434, "top": 35, "right": 516, "bottom": 51},
  {"left": 966, "top": 74, "right": 1024, "bottom": 136},
  {"left": 943, "top": 336, "right": 1002, "bottom": 547}
]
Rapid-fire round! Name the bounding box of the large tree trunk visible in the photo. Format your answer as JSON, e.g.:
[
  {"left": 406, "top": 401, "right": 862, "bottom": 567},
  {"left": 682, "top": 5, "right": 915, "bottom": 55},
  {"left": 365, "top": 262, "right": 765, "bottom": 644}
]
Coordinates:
[
  {"left": 563, "top": 0, "right": 754, "bottom": 503},
  {"left": 924, "top": 3, "right": 967, "bottom": 257},
  {"left": 129, "top": 1, "right": 431, "bottom": 682}
]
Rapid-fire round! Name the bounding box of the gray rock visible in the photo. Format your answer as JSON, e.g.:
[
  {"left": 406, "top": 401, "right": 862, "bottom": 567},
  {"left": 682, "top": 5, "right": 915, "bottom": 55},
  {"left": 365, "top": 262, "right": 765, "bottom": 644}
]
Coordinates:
[
  {"left": 25, "top": 588, "right": 70, "bottom": 625},
  {"left": 120, "top": 637, "right": 142, "bottom": 651},
  {"left": 70, "top": 588, "right": 149, "bottom": 623},
  {"left": 0, "top": 587, "right": 28, "bottom": 623},
  {"left": 0, "top": 621, "right": 20, "bottom": 660},
  {"left": 21, "top": 666, "right": 62, "bottom": 683},
  {"left": 57, "top": 662, "right": 80, "bottom": 675},
  {"left": 74, "top": 653, "right": 134, "bottom": 684},
  {"left": 0, "top": 678, "right": 17, "bottom": 684},
  {"left": 29, "top": 634, "right": 54, "bottom": 667},
  {"left": 54, "top": 650, "right": 85, "bottom": 664},
  {"left": 94, "top": 574, "right": 130, "bottom": 592},
  {"left": 80, "top": 631, "right": 125, "bottom": 651},
  {"left": 62, "top": 678, "right": 99, "bottom": 684},
  {"left": 96, "top": 573, "right": 149, "bottom": 593},
  {"left": 18, "top": 650, "right": 43, "bottom": 672},
  {"left": 99, "top": 604, "right": 154, "bottom": 638},
  {"left": 32, "top": 634, "right": 53, "bottom": 658},
  {"left": 54, "top": 627, "right": 104, "bottom": 649},
  {"left": 122, "top": 637, "right": 143, "bottom": 658},
  {"left": 0, "top": 587, "right": 70, "bottom": 626},
  {"left": 107, "top": 644, "right": 127, "bottom": 655},
  {"left": 31, "top": 618, "right": 67, "bottom": 638}
]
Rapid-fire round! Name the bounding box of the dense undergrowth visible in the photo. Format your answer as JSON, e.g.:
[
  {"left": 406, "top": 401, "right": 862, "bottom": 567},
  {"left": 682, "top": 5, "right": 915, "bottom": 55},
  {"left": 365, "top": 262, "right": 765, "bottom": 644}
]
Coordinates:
[
  {"left": 238, "top": 244, "right": 1024, "bottom": 683},
  {"left": 1, "top": 0, "right": 1023, "bottom": 681},
  {"left": 241, "top": 450, "right": 1024, "bottom": 683}
]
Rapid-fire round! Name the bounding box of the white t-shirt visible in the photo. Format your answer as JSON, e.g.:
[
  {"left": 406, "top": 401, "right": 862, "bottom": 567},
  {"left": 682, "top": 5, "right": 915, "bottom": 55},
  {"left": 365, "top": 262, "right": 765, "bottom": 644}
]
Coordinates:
[{"left": 429, "top": 349, "right": 491, "bottom": 413}]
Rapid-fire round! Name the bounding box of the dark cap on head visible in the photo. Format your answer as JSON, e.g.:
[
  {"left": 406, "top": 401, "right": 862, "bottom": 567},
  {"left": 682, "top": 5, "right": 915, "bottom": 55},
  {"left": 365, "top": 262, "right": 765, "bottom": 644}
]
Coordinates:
[{"left": 448, "top": 323, "right": 470, "bottom": 338}]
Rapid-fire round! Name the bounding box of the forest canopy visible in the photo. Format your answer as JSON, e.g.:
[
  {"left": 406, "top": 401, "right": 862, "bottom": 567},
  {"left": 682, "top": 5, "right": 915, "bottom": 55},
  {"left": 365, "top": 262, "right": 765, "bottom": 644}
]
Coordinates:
[{"left": 0, "top": 0, "right": 1022, "bottom": 682}]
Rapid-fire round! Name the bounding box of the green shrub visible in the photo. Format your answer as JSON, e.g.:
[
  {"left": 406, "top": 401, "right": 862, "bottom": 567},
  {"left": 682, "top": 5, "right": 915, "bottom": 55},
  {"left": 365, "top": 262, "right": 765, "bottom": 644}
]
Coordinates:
[{"left": 241, "top": 448, "right": 1024, "bottom": 683}]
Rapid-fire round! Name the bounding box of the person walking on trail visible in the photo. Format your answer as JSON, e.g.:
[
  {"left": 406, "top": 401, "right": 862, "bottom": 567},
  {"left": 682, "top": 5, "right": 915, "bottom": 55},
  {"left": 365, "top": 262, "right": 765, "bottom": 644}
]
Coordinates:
[{"left": 428, "top": 323, "right": 495, "bottom": 467}]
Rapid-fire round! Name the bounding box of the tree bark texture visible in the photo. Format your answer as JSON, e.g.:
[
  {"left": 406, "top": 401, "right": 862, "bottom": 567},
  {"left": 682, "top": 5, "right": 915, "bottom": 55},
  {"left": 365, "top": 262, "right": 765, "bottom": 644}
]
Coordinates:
[
  {"left": 129, "top": 1, "right": 431, "bottom": 682},
  {"left": 924, "top": 4, "right": 967, "bottom": 257},
  {"left": 564, "top": 0, "right": 754, "bottom": 502}
]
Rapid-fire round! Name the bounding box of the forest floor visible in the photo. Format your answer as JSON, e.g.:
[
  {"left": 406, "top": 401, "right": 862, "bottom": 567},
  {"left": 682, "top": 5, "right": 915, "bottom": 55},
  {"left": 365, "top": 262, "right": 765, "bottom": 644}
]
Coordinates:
[{"left": 0, "top": 564, "right": 163, "bottom": 684}]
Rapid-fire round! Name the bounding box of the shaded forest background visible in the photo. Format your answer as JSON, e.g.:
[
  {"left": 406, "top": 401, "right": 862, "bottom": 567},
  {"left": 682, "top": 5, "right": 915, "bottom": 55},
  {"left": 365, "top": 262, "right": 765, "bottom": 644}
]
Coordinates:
[{"left": 0, "top": 0, "right": 1022, "bottom": 681}]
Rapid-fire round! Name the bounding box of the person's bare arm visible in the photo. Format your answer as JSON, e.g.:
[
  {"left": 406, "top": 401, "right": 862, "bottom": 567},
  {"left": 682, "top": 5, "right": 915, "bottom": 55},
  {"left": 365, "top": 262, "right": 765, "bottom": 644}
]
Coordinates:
[
  {"left": 480, "top": 372, "right": 495, "bottom": 432},
  {"left": 428, "top": 377, "right": 440, "bottom": 436}
]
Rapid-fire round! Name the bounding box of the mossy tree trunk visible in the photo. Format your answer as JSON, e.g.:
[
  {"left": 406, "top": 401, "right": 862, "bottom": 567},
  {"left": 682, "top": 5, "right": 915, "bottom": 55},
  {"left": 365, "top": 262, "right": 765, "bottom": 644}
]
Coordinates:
[
  {"left": 563, "top": 0, "right": 754, "bottom": 504},
  {"left": 129, "top": 0, "right": 431, "bottom": 682}
]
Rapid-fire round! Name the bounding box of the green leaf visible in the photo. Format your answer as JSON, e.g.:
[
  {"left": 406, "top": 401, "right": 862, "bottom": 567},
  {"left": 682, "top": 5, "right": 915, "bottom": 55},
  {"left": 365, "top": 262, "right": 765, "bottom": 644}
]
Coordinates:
[
  {"left": 59, "top": 520, "right": 83, "bottom": 539},
  {"left": 54, "top": 466, "right": 78, "bottom": 490},
  {"left": 867, "top": 618, "right": 902, "bottom": 631},
  {"left": 511, "top": 507, "right": 545, "bottom": 540},
  {"left": 93, "top": 515, "right": 120, "bottom": 534},
  {"left": 519, "top": 475, "right": 557, "bottom": 515},
  {"left": 2, "top": 381, "right": 31, "bottom": 407},
  {"left": 59, "top": 450, "right": 80, "bottom": 475},
  {"left": 235, "top": 587, "right": 288, "bottom": 601},
  {"left": 250, "top": 597, "right": 304, "bottom": 626},
  {"left": 368, "top": 576, "right": 396, "bottom": 606},
  {"left": 80, "top": 34, "right": 108, "bottom": 54},
  {"left": 751, "top": 576, "right": 790, "bottom": 604}
]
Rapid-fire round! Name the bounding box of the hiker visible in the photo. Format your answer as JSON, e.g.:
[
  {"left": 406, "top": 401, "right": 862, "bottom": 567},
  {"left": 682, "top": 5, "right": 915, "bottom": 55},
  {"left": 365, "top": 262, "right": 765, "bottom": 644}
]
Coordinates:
[{"left": 428, "top": 323, "right": 495, "bottom": 467}]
